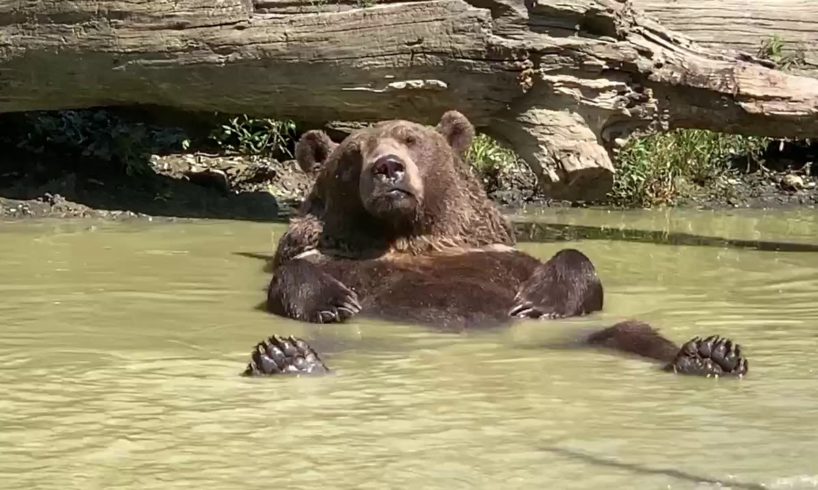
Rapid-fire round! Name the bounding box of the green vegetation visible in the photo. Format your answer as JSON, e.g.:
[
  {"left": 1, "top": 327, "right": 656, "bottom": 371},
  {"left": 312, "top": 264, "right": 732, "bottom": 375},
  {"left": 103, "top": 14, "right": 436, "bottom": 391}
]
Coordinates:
[
  {"left": 0, "top": 110, "right": 299, "bottom": 176},
  {"left": 462, "top": 130, "right": 772, "bottom": 207},
  {"left": 0, "top": 109, "right": 187, "bottom": 176},
  {"left": 757, "top": 34, "right": 806, "bottom": 70},
  {"left": 609, "top": 129, "right": 769, "bottom": 207},
  {"left": 208, "top": 114, "right": 297, "bottom": 159},
  {"left": 0, "top": 108, "right": 780, "bottom": 209},
  {"left": 466, "top": 133, "right": 522, "bottom": 187}
]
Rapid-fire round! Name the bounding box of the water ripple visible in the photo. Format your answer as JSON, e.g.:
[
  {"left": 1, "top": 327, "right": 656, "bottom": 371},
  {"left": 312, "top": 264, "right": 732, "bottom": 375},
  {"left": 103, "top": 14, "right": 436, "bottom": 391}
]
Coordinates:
[{"left": 2, "top": 214, "right": 818, "bottom": 489}]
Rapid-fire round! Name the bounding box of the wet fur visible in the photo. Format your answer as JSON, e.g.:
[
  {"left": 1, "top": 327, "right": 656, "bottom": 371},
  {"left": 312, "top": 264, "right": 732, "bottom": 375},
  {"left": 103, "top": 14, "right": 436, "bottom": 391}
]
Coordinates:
[
  {"left": 272, "top": 116, "right": 515, "bottom": 266},
  {"left": 259, "top": 111, "right": 749, "bottom": 379},
  {"left": 269, "top": 247, "right": 603, "bottom": 331}
]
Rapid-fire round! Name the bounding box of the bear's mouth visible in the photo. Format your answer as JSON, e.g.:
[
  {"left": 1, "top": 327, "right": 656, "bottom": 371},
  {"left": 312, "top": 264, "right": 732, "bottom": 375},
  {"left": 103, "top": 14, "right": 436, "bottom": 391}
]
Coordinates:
[
  {"left": 385, "top": 188, "right": 412, "bottom": 198},
  {"left": 364, "top": 185, "right": 419, "bottom": 222}
]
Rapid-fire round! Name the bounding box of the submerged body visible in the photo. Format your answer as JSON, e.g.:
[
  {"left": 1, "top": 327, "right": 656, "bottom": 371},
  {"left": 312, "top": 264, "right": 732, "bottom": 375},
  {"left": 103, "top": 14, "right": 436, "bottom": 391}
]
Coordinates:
[
  {"left": 267, "top": 247, "right": 602, "bottom": 331},
  {"left": 248, "top": 110, "right": 749, "bottom": 379}
]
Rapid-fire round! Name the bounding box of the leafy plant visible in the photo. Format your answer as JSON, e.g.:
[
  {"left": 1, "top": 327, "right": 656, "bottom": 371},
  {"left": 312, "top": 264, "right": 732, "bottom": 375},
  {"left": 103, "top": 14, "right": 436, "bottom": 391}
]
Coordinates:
[
  {"left": 466, "top": 133, "right": 520, "bottom": 185},
  {"left": 209, "top": 115, "right": 297, "bottom": 159},
  {"left": 609, "top": 129, "right": 769, "bottom": 207},
  {"left": 757, "top": 35, "right": 806, "bottom": 70}
]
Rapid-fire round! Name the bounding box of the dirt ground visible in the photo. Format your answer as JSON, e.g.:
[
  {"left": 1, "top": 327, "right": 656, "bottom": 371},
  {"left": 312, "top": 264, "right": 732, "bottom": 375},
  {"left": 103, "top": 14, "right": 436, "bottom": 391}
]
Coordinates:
[
  {"left": 0, "top": 152, "right": 309, "bottom": 221},
  {"left": 1, "top": 147, "right": 815, "bottom": 221}
]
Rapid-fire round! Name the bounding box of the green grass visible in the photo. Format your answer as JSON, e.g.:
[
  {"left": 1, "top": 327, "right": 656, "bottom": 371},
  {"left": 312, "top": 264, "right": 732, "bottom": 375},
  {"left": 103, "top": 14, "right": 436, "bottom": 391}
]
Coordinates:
[
  {"left": 462, "top": 130, "right": 771, "bottom": 207},
  {"left": 464, "top": 133, "right": 531, "bottom": 195},
  {"left": 0, "top": 110, "right": 300, "bottom": 175},
  {"left": 609, "top": 129, "right": 769, "bottom": 207}
]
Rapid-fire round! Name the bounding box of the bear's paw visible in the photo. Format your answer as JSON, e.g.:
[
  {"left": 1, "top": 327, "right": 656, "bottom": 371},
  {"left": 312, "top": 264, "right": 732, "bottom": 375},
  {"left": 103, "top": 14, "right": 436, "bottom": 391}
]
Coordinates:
[
  {"left": 242, "top": 335, "right": 330, "bottom": 376},
  {"left": 667, "top": 335, "right": 748, "bottom": 378}
]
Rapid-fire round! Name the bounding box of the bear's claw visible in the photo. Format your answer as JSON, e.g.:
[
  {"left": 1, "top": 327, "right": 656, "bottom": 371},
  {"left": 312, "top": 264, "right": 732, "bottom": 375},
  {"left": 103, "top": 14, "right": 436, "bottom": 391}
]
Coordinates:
[
  {"left": 509, "top": 301, "right": 564, "bottom": 320},
  {"left": 308, "top": 280, "right": 361, "bottom": 324},
  {"left": 666, "top": 335, "right": 748, "bottom": 378},
  {"left": 242, "top": 335, "right": 330, "bottom": 376}
]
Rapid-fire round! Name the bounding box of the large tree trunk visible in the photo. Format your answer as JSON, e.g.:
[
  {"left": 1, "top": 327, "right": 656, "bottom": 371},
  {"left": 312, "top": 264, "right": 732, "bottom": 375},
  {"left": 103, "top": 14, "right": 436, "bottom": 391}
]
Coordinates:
[
  {"left": 2, "top": 0, "right": 818, "bottom": 200},
  {"left": 633, "top": 0, "right": 818, "bottom": 76}
]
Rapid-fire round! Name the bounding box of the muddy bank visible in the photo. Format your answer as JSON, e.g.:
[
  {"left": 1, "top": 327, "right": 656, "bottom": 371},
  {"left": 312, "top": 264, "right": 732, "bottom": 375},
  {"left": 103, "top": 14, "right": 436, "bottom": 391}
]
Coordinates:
[
  {"left": 0, "top": 151, "right": 308, "bottom": 221},
  {"left": 0, "top": 108, "right": 297, "bottom": 221},
  {"left": 675, "top": 139, "right": 817, "bottom": 210},
  {"left": 2, "top": 147, "right": 816, "bottom": 221},
  {"left": 675, "top": 167, "right": 817, "bottom": 210}
]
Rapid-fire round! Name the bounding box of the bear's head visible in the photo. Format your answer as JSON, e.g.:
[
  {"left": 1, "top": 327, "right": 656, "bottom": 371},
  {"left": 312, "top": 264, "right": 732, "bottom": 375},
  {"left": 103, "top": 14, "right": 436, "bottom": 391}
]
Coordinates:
[{"left": 294, "top": 111, "right": 514, "bottom": 255}]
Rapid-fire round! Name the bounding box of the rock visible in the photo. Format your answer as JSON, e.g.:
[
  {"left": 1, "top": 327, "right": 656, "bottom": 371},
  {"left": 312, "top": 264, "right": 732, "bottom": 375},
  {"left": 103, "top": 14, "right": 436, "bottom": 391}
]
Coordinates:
[
  {"left": 781, "top": 174, "right": 805, "bottom": 191},
  {"left": 183, "top": 168, "right": 230, "bottom": 194},
  {"left": 226, "top": 161, "right": 278, "bottom": 187}
]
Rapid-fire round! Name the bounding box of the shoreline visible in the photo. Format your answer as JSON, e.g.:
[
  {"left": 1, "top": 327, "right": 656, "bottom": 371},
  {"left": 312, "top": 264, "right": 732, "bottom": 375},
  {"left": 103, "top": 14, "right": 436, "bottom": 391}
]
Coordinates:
[{"left": 2, "top": 150, "right": 816, "bottom": 222}]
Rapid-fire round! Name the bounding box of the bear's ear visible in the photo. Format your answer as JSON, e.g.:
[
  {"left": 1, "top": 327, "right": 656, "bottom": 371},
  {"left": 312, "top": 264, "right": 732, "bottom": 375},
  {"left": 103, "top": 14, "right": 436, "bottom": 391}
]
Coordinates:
[
  {"left": 295, "top": 130, "right": 338, "bottom": 174},
  {"left": 436, "top": 110, "right": 475, "bottom": 155}
]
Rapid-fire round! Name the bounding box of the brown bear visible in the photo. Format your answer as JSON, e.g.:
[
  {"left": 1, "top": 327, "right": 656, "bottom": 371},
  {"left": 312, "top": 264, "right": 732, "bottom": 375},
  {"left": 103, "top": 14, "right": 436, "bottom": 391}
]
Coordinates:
[
  {"left": 271, "top": 115, "right": 517, "bottom": 268},
  {"left": 251, "top": 111, "right": 748, "bottom": 379}
]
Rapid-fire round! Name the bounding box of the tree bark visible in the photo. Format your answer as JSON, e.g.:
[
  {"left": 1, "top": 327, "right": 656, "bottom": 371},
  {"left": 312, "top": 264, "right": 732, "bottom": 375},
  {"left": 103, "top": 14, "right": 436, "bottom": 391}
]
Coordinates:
[
  {"left": 2, "top": 0, "right": 818, "bottom": 200},
  {"left": 633, "top": 0, "right": 818, "bottom": 76}
]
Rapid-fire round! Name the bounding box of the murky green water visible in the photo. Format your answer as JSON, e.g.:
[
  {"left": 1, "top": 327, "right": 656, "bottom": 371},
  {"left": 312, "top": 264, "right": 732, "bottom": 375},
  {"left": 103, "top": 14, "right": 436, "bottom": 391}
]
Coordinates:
[{"left": 1, "top": 208, "right": 817, "bottom": 489}]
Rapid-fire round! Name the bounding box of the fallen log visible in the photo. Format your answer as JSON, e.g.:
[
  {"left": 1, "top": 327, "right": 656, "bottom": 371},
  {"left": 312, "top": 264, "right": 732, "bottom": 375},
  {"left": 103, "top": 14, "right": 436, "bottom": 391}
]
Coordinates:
[
  {"left": 633, "top": 0, "right": 818, "bottom": 76},
  {"left": 1, "top": 0, "right": 818, "bottom": 200}
]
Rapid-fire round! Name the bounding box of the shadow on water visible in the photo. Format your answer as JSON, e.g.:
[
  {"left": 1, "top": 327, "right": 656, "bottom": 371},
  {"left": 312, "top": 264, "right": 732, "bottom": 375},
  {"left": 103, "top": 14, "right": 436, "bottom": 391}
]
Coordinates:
[
  {"left": 234, "top": 222, "right": 818, "bottom": 267},
  {"left": 514, "top": 222, "right": 818, "bottom": 253},
  {"left": 539, "top": 445, "right": 767, "bottom": 489},
  {"left": 235, "top": 252, "right": 277, "bottom": 273}
]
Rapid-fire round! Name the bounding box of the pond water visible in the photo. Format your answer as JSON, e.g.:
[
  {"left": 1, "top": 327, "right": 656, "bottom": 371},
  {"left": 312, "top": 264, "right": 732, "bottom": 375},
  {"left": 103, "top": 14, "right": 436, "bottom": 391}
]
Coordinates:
[{"left": 1, "top": 208, "right": 817, "bottom": 489}]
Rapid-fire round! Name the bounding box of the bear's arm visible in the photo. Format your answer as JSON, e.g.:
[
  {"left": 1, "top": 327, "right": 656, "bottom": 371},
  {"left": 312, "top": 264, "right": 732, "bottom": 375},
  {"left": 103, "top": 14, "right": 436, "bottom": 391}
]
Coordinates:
[
  {"left": 510, "top": 249, "right": 604, "bottom": 320},
  {"left": 271, "top": 213, "right": 324, "bottom": 269},
  {"left": 266, "top": 256, "right": 361, "bottom": 324}
]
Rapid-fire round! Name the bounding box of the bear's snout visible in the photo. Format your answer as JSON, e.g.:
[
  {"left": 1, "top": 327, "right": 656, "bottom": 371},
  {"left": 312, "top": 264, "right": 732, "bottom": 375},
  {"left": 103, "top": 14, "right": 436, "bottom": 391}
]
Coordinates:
[{"left": 372, "top": 154, "right": 406, "bottom": 183}]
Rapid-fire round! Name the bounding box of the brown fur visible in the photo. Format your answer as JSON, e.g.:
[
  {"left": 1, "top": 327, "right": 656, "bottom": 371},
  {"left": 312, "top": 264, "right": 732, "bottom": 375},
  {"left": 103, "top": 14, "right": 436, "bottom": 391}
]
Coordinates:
[
  {"left": 263, "top": 111, "right": 749, "bottom": 377},
  {"left": 267, "top": 111, "right": 601, "bottom": 328},
  {"left": 294, "top": 130, "right": 337, "bottom": 175},
  {"left": 271, "top": 129, "right": 337, "bottom": 268},
  {"left": 273, "top": 129, "right": 337, "bottom": 267},
  {"left": 271, "top": 111, "right": 515, "bottom": 266},
  {"left": 268, "top": 247, "right": 601, "bottom": 331},
  {"left": 586, "top": 320, "right": 681, "bottom": 362}
]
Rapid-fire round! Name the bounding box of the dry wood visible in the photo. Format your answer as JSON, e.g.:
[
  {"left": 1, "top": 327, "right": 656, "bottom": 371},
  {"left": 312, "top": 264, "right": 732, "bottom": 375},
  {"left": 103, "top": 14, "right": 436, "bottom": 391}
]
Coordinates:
[
  {"left": 634, "top": 0, "right": 818, "bottom": 75},
  {"left": 2, "top": 0, "right": 818, "bottom": 200}
]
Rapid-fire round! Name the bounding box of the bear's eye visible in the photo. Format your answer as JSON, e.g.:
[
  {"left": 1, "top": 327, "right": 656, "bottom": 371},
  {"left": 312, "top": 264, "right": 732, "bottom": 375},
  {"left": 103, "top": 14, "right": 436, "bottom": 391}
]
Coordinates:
[{"left": 404, "top": 135, "right": 417, "bottom": 145}]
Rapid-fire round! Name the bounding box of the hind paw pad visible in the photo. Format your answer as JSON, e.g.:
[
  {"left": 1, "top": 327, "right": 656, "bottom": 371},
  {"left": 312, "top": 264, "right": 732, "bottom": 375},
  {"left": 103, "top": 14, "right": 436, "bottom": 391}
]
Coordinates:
[
  {"left": 242, "top": 335, "right": 330, "bottom": 377},
  {"left": 668, "top": 335, "right": 748, "bottom": 378}
]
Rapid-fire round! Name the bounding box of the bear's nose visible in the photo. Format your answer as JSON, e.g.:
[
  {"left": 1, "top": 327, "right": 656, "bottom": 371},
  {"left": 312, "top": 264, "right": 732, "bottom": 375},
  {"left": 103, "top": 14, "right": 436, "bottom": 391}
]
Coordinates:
[{"left": 372, "top": 155, "right": 406, "bottom": 182}]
